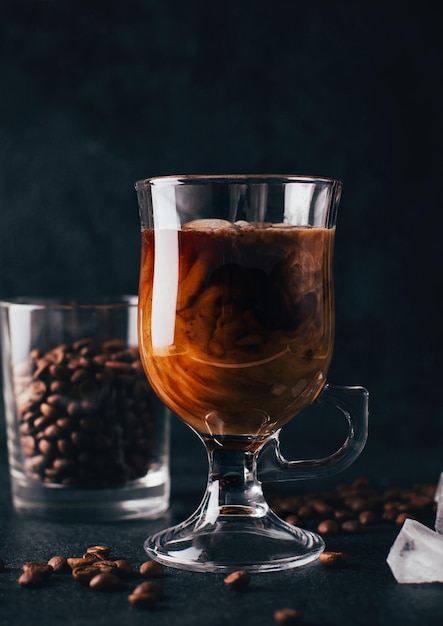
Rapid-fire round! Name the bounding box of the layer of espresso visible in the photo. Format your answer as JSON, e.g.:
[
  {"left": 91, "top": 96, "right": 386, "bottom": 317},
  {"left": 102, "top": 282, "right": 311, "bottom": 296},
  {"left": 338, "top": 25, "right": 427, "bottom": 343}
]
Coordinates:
[{"left": 139, "top": 220, "right": 335, "bottom": 450}]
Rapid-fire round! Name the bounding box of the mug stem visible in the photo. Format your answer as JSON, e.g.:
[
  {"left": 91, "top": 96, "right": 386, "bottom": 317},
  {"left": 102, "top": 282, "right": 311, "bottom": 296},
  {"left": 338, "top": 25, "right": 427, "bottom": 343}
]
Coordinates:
[
  {"left": 206, "top": 448, "right": 269, "bottom": 518},
  {"left": 144, "top": 438, "right": 325, "bottom": 572}
]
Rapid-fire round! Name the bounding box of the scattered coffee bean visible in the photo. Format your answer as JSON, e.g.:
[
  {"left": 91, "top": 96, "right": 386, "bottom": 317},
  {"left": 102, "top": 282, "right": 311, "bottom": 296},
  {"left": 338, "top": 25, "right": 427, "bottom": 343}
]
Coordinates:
[
  {"left": 72, "top": 566, "right": 103, "bottom": 585},
  {"left": 319, "top": 551, "right": 347, "bottom": 568},
  {"left": 317, "top": 520, "right": 340, "bottom": 535},
  {"left": 22, "top": 562, "right": 53, "bottom": 579},
  {"left": 395, "top": 512, "right": 415, "bottom": 526},
  {"left": 18, "top": 570, "right": 42, "bottom": 588},
  {"left": 132, "top": 581, "right": 164, "bottom": 600},
  {"left": 311, "top": 499, "right": 334, "bottom": 517},
  {"left": 89, "top": 572, "right": 122, "bottom": 591},
  {"left": 285, "top": 514, "right": 302, "bottom": 527},
  {"left": 139, "top": 560, "right": 164, "bottom": 578},
  {"left": 128, "top": 592, "right": 158, "bottom": 609},
  {"left": 274, "top": 608, "right": 303, "bottom": 625},
  {"left": 334, "top": 509, "right": 355, "bottom": 522},
  {"left": 383, "top": 507, "right": 400, "bottom": 523},
  {"left": 85, "top": 545, "right": 111, "bottom": 560},
  {"left": 91, "top": 560, "right": 120, "bottom": 574},
  {"left": 348, "top": 497, "right": 371, "bottom": 513},
  {"left": 223, "top": 570, "right": 251, "bottom": 590},
  {"left": 408, "top": 495, "right": 433, "bottom": 511},
  {"left": 47, "top": 555, "right": 70, "bottom": 574},
  {"left": 268, "top": 478, "right": 436, "bottom": 536},
  {"left": 114, "top": 559, "right": 134, "bottom": 578},
  {"left": 341, "top": 519, "right": 363, "bottom": 533},
  {"left": 297, "top": 504, "right": 315, "bottom": 518},
  {"left": 14, "top": 338, "right": 157, "bottom": 488},
  {"left": 18, "top": 571, "right": 47, "bottom": 588},
  {"left": 358, "top": 510, "right": 380, "bottom": 526},
  {"left": 67, "top": 556, "right": 96, "bottom": 570}
]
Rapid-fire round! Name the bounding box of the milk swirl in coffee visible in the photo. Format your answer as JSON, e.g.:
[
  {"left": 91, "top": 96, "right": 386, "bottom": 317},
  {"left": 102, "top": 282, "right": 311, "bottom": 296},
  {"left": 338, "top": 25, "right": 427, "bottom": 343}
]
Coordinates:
[{"left": 138, "top": 219, "right": 335, "bottom": 450}]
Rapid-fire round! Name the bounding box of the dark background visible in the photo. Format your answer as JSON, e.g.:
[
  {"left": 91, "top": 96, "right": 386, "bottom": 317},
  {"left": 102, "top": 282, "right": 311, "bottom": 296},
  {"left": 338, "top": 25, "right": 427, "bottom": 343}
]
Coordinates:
[{"left": 1, "top": 0, "right": 442, "bottom": 483}]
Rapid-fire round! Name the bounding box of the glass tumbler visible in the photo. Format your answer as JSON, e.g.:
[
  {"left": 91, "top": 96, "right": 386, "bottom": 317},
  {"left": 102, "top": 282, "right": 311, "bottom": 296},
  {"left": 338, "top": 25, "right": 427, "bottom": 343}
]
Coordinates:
[{"left": 0, "top": 296, "right": 170, "bottom": 521}]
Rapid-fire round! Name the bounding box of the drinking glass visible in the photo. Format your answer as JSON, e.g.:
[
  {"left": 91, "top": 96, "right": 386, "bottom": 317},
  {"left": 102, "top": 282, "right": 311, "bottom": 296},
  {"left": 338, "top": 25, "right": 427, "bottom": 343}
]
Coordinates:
[
  {"left": 135, "top": 175, "right": 368, "bottom": 572},
  {"left": 0, "top": 296, "right": 170, "bottom": 521}
]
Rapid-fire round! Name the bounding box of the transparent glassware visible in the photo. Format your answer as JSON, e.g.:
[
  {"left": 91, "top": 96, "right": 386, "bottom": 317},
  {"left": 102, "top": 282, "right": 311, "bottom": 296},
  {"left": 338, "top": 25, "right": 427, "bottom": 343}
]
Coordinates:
[
  {"left": 135, "top": 175, "right": 368, "bottom": 572},
  {"left": 0, "top": 296, "right": 170, "bottom": 521}
]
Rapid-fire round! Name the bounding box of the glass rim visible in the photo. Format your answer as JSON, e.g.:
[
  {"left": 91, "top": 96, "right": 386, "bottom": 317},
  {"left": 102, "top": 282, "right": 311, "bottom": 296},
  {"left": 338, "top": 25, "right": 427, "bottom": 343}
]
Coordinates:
[
  {"left": 135, "top": 173, "right": 343, "bottom": 190},
  {"left": 0, "top": 295, "right": 138, "bottom": 311}
]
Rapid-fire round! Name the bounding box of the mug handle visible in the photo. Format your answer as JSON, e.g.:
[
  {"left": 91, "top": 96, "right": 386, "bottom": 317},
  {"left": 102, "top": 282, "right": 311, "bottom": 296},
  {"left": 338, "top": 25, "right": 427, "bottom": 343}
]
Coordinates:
[{"left": 257, "top": 384, "right": 369, "bottom": 482}]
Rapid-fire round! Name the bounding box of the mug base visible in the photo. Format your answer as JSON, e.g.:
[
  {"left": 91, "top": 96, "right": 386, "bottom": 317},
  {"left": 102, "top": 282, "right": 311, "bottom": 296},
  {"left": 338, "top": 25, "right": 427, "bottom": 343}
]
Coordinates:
[{"left": 144, "top": 507, "right": 325, "bottom": 573}]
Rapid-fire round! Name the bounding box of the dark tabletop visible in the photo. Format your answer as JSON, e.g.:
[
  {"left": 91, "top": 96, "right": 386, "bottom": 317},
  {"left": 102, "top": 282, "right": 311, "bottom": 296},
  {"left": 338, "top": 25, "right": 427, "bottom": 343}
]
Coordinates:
[{"left": 1, "top": 417, "right": 443, "bottom": 626}]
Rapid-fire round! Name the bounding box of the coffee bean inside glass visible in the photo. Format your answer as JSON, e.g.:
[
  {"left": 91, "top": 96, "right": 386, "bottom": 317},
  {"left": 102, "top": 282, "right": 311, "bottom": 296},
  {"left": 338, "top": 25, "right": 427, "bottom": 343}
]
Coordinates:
[{"left": 136, "top": 175, "right": 368, "bottom": 573}]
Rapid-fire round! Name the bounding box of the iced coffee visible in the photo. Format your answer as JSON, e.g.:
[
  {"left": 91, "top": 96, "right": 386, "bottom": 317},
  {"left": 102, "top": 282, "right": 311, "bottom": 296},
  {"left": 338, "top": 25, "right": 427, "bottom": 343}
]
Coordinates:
[{"left": 138, "top": 219, "right": 335, "bottom": 450}]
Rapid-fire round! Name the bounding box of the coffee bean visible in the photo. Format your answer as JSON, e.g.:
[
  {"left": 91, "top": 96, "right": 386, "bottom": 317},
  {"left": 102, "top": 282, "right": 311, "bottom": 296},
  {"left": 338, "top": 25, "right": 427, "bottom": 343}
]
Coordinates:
[
  {"left": 28, "top": 380, "right": 47, "bottom": 400},
  {"left": 89, "top": 572, "right": 122, "bottom": 591},
  {"left": 128, "top": 592, "right": 158, "bottom": 609},
  {"left": 395, "top": 512, "right": 415, "bottom": 526},
  {"left": 319, "top": 551, "right": 347, "bottom": 568},
  {"left": 46, "top": 394, "right": 63, "bottom": 407},
  {"left": 18, "top": 571, "right": 47, "bottom": 588},
  {"left": 67, "top": 556, "right": 97, "bottom": 570},
  {"left": 50, "top": 380, "right": 68, "bottom": 394},
  {"left": 114, "top": 559, "right": 134, "bottom": 578},
  {"left": 270, "top": 478, "right": 436, "bottom": 537},
  {"left": 57, "top": 438, "right": 75, "bottom": 456},
  {"left": 85, "top": 545, "right": 111, "bottom": 559},
  {"left": 223, "top": 570, "right": 251, "bottom": 590},
  {"left": 40, "top": 403, "right": 58, "bottom": 419},
  {"left": 0, "top": 558, "right": 5, "bottom": 572},
  {"left": 341, "top": 519, "right": 363, "bottom": 533},
  {"left": 21, "top": 436, "right": 36, "bottom": 456},
  {"left": 105, "top": 360, "right": 134, "bottom": 375},
  {"left": 274, "top": 608, "right": 303, "bottom": 625},
  {"left": 38, "top": 439, "right": 55, "bottom": 456},
  {"left": 132, "top": 581, "right": 164, "bottom": 600},
  {"left": 297, "top": 504, "right": 315, "bottom": 517},
  {"left": 43, "top": 424, "right": 61, "bottom": 439},
  {"left": 348, "top": 497, "right": 372, "bottom": 513},
  {"left": 47, "top": 555, "right": 70, "bottom": 574},
  {"left": 73, "top": 338, "right": 94, "bottom": 351},
  {"left": 49, "top": 364, "right": 71, "bottom": 381},
  {"left": 317, "top": 520, "right": 340, "bottom": 535},
  {"left": 408, "top": 495, "right": 433, "bottom": 511},
  {"left": 139, "top": 560, "right": 164, "bottom": 578},
  {"left": 22, "top": 562, "right": 53, "bottom": 579},
  {"left": 90, "top": 560, "right": 120, "bottom": 574},
  {"left": 285, "top": 514, "right": 302, "bottom": 527},
  {"left": 102, "top": 339, "right": 126, "bottom": 352},
  {"left": 24, "top": 455, "right": 46, "bottom": 474},
  {"left": 33, "top": 416, "right": 52, "bottom": 430},
  {"left": 334, "top": 509, "right": 355, "bottom": 522},
  {"left": 311, "top": 499, "right": 334, "bottom": 518},
  {"left": 358, "top": 510, "right": 380, "bottom": 525},
  {"left": 15, "top": 338, "right": 158, "bottom": 488},
  {"left": 72, "top": 565, "right": 102, "bottom": 584}
]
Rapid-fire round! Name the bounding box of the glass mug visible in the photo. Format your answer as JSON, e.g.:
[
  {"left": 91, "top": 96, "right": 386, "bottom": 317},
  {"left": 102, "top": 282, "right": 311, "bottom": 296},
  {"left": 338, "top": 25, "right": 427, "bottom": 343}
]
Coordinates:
[{"left": 135, "top": 175, "right": 368, "bottom": 572}]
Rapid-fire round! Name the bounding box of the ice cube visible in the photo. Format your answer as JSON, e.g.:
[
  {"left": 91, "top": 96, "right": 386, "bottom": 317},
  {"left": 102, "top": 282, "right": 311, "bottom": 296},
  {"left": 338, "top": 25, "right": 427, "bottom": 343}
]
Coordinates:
[
  {"left": 233, "top": 220, "right": 253, "bottom": 229},
  {"left": 386, "top": 518, "right": 443, "bottom": 583},
  {"left": 435, "top": 488, "right": 443, "bottom": 535},
  {"left": 183, "top": 219, "right": 233, "bottom": 230},
  {"left": 434, "top": 471, "right": 443, "bottom": 503}
]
